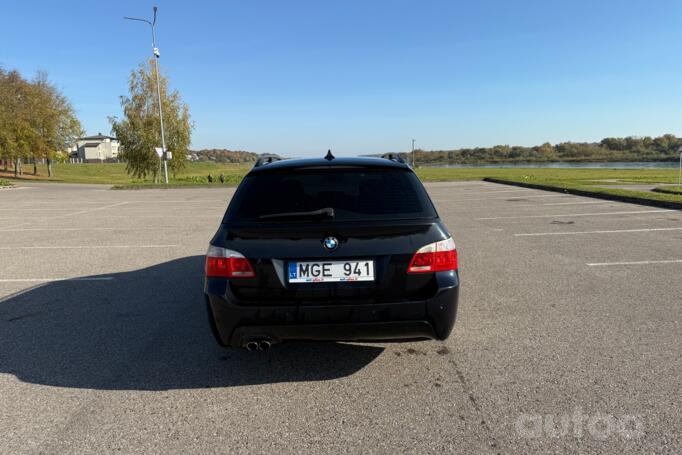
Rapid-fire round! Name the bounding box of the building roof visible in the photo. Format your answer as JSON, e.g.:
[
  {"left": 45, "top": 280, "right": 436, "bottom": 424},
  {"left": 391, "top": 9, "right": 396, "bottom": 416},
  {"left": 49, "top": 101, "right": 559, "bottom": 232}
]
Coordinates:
[{"left": 79, "top": 133, "right": 116, "bottom": 141}]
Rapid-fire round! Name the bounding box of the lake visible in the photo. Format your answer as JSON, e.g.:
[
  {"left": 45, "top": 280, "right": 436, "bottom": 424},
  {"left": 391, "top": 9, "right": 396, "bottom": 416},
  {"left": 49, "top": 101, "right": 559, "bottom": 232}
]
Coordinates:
[{"left": 425, "top": 161, "right": 679, "bottom": 169}]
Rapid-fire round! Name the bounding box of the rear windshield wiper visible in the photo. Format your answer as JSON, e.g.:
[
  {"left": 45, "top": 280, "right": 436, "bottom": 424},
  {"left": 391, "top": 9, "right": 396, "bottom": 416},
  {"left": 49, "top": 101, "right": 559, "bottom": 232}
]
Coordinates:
[{"left": 258, "top": 207, "right": 335, "bottom": 221}]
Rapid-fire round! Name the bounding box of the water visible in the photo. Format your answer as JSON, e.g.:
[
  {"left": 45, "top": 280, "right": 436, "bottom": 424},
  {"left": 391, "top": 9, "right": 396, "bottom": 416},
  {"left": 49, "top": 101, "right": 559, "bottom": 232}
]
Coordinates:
[{"left": 426, "top": 161, "right": 679, "bottom": 169}]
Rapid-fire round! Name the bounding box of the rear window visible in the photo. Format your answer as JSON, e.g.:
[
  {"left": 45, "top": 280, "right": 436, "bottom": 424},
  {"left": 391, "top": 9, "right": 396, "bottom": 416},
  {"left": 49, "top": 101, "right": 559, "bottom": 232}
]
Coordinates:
[{"left": 224, "top": 168, "right": 437, "bottom": 223}]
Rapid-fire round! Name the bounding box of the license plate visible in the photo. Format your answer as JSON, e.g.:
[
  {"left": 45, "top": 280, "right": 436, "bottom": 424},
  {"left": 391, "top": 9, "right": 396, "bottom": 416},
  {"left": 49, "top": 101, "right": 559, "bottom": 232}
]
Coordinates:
[{"left": 288, "top": 260, "right": 375, "bottom": 283}]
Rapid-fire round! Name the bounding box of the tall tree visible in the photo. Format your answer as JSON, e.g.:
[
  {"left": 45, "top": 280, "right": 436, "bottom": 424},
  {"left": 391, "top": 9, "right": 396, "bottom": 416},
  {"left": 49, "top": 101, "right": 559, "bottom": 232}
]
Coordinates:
[
  {"left": 110, "top": 59, "right": 192, "bottom": 180},
  {"left": 0, "top": 68, "right": 81, "bottom": 177},
  {"left": 0, "top": 69, "right": 33, "bottom": 177},
  {"left": 30, "top": 72, "right": 82, "bottom": 177}
]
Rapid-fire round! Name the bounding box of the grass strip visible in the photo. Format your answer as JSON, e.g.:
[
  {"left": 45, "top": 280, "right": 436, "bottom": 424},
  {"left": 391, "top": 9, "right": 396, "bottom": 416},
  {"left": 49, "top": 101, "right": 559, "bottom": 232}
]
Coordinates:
[{"left": 483, "top": 177, "right": 682, "bottom": 210}]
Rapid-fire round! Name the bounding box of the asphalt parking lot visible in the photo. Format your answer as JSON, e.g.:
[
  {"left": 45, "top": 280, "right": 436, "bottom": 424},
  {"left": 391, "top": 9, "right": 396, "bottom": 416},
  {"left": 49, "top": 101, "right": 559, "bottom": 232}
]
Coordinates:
[{"left": 1, "top": 181, "right": 680, "bottom": 454}]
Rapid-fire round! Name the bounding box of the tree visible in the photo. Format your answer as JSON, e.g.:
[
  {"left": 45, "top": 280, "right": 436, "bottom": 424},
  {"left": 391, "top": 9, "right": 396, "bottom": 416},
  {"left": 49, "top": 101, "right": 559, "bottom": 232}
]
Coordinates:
[
  {"left": 110, "top": 59, "right": 193, "bottom": 180},
  {"left": 535, "top": 143, "right": 557, "bottom": 161},
  {"left": 601, "top": 137, "right": 627, "bottom": 151},
  {"left": 0, "top": 69, "right": 33, "bottom": 177},
  {"left": 30, "top": 72, "right": 82, "bottom": 177},
  {"left": 0, "top": 68, "right": 81, "bottom": 177}
]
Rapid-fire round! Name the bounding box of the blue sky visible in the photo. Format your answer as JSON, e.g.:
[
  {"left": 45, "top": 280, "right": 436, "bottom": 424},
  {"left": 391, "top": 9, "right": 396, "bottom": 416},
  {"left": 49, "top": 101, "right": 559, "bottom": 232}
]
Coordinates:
[{"left": 2, "top": 1, "right": 682, "bottom": 156}]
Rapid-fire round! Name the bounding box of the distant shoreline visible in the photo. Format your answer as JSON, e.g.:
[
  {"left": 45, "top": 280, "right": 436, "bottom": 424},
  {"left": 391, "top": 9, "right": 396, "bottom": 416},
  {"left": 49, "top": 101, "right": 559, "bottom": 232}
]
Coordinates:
[{"left": 421, "top": 160, "right": 679, "bottom": 169}]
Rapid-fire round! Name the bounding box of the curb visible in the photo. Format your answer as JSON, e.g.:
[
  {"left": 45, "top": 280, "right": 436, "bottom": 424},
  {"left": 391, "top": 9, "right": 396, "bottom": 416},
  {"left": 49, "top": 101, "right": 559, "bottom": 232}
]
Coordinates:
[
  {"left": 483, "top": 178, "right": 682, "bottom": 210},
  {"left": 651, "top": 187, "right": 682, "bottom": 196}
]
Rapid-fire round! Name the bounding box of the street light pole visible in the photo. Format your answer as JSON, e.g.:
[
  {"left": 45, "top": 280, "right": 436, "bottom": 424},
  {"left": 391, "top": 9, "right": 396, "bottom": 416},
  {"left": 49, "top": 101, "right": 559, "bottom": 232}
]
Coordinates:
[
  {"left": 124, "top": 6, "right": 168, "bottom": 184},
  {"left": 411, "top": 139, "right": 416, "bottom": 168}
]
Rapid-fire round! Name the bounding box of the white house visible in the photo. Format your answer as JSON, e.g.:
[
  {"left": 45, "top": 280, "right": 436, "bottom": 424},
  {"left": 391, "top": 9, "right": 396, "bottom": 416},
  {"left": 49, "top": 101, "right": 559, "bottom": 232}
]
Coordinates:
[{"left": 74, "top": 133, "right": 120, "bottom": 163}]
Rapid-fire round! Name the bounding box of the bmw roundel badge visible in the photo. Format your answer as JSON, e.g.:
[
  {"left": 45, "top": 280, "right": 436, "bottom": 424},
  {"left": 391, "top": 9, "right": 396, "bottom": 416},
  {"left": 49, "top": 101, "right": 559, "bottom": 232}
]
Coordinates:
[{"left": 323, "top": 236, "right": 339, "bottom": 251}]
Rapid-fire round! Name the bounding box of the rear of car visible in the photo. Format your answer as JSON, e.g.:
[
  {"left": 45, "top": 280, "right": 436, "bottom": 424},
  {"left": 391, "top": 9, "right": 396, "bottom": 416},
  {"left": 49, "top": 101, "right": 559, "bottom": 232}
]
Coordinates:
[{"left": 204, "top": 157, "right": 460, "bottom": 349}]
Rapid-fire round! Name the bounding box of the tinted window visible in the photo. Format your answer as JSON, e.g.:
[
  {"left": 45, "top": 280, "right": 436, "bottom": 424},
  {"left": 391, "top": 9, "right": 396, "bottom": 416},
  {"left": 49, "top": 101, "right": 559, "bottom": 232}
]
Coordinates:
[{"left": 225, "top": 168, "right": 437, "bottom": 222}]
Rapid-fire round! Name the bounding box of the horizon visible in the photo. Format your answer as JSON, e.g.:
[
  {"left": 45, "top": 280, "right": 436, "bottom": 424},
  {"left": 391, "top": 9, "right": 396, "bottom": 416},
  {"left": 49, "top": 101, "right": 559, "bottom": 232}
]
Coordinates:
[
  {"left": 186, "top": 132, "right": 682, "bottom": 154},
  {"left": 2, "top": 0, "right": 682, "bottom": 156}
]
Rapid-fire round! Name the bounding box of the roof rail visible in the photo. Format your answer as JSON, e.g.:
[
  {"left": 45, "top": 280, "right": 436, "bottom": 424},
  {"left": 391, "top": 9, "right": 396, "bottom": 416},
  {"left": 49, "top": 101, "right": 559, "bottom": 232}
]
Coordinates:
[
  {"left": 254, "top": 155, "right": 283, "bottom": 168},
  {"left": 380, "top": 153, "right": 406, "bottom": 164}
]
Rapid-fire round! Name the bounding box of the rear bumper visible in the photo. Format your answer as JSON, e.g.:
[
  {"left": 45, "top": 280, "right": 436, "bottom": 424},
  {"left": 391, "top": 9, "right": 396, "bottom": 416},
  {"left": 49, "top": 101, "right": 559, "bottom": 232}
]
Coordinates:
[{"left": 205, "top": 272, "right": 459, "bottom": 348}]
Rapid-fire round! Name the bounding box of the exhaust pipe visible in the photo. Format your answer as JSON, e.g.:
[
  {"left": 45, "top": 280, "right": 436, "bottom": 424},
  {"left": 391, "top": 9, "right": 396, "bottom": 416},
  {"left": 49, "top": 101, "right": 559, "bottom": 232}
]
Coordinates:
[
  {"left": 245, "top": 341, "right": 259, "bottom": 351},
  {"left": 259, "top": 340, "right": 271, "bottom": 351}
]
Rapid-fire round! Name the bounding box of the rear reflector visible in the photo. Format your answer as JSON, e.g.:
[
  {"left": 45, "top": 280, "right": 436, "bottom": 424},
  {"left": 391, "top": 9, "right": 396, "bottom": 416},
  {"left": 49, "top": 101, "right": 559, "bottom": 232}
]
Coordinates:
[
  {"left": 408, "top": 237, "right": 458, "bottom": 273},
  {"left": 205, "top": 245, "right": 255, "bottom": 278}
]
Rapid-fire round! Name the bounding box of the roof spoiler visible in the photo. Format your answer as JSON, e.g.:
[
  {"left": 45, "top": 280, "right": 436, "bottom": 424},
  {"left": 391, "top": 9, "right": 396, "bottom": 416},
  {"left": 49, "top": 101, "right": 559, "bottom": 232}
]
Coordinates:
[
  {"left": 380, "top": 153, "right": 406, "bottom": 164},
  {"left": 253, "top": 155, "right": 283, "bottom": 168}
]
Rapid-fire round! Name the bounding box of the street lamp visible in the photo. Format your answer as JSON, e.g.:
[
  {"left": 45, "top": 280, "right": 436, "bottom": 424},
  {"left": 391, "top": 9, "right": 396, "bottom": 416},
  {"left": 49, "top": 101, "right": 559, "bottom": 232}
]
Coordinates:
[
  {"left": 124, "top": 6, "right": 169, "bottom": 184},
  {"left": 411, "top": 139, "right": 416, "bottom": 168}
]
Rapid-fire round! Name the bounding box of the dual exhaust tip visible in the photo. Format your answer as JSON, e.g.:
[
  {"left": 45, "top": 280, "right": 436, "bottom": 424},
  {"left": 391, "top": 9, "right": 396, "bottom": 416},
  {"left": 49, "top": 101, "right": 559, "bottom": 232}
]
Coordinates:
[{"left": 244, "top": 339, "right": 272, "bottom": 351}]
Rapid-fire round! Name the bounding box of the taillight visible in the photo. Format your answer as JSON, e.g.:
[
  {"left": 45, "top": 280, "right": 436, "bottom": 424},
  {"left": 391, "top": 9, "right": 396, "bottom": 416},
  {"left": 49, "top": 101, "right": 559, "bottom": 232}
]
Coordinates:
[
  {"left": 407, "top": 237, "right": 458, "bottom": 273},
  {"left": 205, "top": 245, "right": 255, "bottom": 278}
]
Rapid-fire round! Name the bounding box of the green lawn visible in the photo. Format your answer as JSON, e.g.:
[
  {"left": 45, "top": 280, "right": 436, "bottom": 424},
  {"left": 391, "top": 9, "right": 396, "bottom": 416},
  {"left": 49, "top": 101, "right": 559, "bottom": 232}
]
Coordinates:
[
  {"left": 0, "top": 162, "right": 251, "bottom": 185},
  {"left": 2, "top": 162, "right": 681, "bottom": 206},
  {"left": 414, "top": 166, "right": 679, "bottom": 184},
  {"left": 415, "top": 167, "right": 682, "bottom": 206},
  {"left": 0, "top": 179, "right": 11, "bottom": 187}
]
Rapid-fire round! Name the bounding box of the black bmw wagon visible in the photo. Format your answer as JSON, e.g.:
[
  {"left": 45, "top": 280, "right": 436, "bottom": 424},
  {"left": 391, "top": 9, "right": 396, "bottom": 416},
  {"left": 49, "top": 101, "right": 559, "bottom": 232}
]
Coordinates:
[{"left": 204, "top": 154, "right": 460, "bottom": 350}]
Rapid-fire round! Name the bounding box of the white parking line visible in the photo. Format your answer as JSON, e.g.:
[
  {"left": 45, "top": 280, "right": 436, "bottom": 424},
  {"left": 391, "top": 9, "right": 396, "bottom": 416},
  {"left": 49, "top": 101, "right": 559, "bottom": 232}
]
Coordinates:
[
  {"left": 52, "top": 201, "right": 130, "bottom": 217},
  {"left": 436, "top": 194, "right": 574, "bottom": 203},
  {"left": 126, "top": 200, "right": 227, "bottom": 204},
  {"left": 27, "top": 215, "right": 220, "bottom": 219},
  {"left": 1, "top": 201, "right": 130, "bottom": 230},
  {"left": 0, "top": 227, "right": 175, "bottom": 232},
  {"left": 476, "top": 210, "right": 674, "bottom": 220},
  {"left": 460, "top": 189, "right": 537, "bottom": 194},
  {"left": 587, "top": 260, "right": 682, "bottom": 266},
  {"left": 0, "top": 277, "right": 115, "bottom": 283},
  {"left": 4, "top": 201, "right": 116, "bottom": 205},
  {"left": 540, "top": 201, "right": 612, "bottom": 206},
  {"left": 15, "top": 200, "right": 127, "bottom": 206},
  {"left": 0, "top": 245, "right": 179, "bottom": 250},
  {"left": 0, "top": 208, "right": 79, "bottom": 211},
  {"left": 439, "top": 200, "right": 616, "bottom": 210},
  {"left": 515, "top": 227, "right": 682, "bottom": 237}
]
